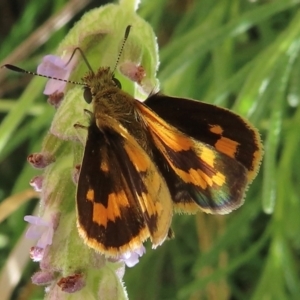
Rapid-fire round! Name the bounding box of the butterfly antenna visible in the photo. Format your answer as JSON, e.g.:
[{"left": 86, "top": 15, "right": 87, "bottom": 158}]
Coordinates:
[
  {"left": 66, "top": 47, "right": 95, "bottom": 75},
  {"left": 2, "top": 27, "right": 131, "bottom": 83},
  {"left": 112, "top": 25, "right": 131, "bottom": 74},
  {"left": 1, "top": 64, "right": 85, "bottom": 86}
]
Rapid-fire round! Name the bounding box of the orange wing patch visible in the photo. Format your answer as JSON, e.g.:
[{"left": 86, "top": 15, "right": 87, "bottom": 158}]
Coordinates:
[
  {"left": 214, "top": 137, "right": 239, "bottom": 158},
  {"left": 86, "top": 189, "right": 94, "bottom": 202},
  {"left": 209, "top": 125, "right": 223, "bottom": 134},
  {"left": 92, "top": 191, "right": 129, "bottom": 227}
]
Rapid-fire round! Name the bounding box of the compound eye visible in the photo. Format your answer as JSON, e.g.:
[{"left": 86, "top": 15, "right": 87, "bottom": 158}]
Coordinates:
[
  {"left": 113, "top": 77, "right": 121, "bottom": 89},
  {"left": 83, "top": 86, "right": 93, "bottom": 103}
]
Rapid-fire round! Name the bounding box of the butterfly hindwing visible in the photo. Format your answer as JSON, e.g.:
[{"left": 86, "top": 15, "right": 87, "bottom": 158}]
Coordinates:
[{"left": 76, "top": 118, "right": 173, "bottom": 256}]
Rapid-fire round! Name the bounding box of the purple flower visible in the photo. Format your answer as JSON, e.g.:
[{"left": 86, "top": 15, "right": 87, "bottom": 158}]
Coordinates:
[
  {"left": 57, "top": 273, "right": 85, "bottom": 293},
  {"left": 27, "top": 152, "right": 55, "bottom": 169},
  {"left": 119, "top": 61, "right": 145, "bottom": 84},
  {"left": 24, "top": 215, "right": 55, "bottom": 261},
  {"left": 37, "top": 54, "right": 76, "bottom": 95},
  {"left": 117, "top": 245, "right": 146, "bottom": 268},
  {"left": 47, "top": 91, "right": 65, "bottom": 108},
  {"left": 30, "top": 246, "right": 44, "bottom": 262},
  {"left": 32, "top": 270, "right": 55, "bottom": 285},
  {"left": 29, "top": 175, "right": 43, "bottom": 192}
]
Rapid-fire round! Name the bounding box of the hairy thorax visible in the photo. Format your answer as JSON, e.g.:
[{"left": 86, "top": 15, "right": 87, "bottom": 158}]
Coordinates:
[{"left": 93, "top": 87, "right": 151, "bottom": 153}]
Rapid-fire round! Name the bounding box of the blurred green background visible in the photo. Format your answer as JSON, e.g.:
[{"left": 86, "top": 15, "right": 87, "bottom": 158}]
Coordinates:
[{"left": 1, "top": 0, "right": 300, "bottom": 299}]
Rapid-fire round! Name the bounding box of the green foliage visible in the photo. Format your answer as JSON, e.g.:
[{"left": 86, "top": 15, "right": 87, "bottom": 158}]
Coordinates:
[{"left": 1, "top": 0, "right": 300, "bottom": 299}]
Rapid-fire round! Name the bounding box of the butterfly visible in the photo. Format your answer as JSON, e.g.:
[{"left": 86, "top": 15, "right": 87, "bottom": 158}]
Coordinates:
[
  {"left": 75, "top": 30, "right": 262, "bottom": 257},
  {"left": 2, "top": 26, "right": 263, "bottom": 257}
]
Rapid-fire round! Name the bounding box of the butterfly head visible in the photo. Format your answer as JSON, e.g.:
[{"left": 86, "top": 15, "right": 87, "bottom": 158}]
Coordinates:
[{"left": 83, "top": 67, "right": 122, "bottom": 104}]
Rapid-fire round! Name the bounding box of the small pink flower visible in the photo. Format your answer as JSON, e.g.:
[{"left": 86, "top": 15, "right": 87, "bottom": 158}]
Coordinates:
[
  {"left": 24, "top": 215, "right": 54, "bottom": 261},
  {"left": 57, "top": 273, "right": 85, "bottom": 293},
  {"left": 32, "top": 270, "right": 55, "bottom": 285},
  {"left": 47, "top": 91, "right": 64, "bottom": 108},
  {"left": 30, "top": 246, "right": 44, "bottom": 262},
  {"left": 117, "top": 245, "right": 146, "bottom": 268},
  {"left": 37, "top": 54, "right": 76, "bottom": 95},
  {"left": 119, "top": 61, "right": 145, "bottom": 84},
  {"left": 27, "top": 152, "right": 55, "bottom": 169},
  {"left": 72, "top": 164, "right": 81, "bottom": 185},
  {"left": 29, "top": 175, "right": 43, "bottom": 192}
]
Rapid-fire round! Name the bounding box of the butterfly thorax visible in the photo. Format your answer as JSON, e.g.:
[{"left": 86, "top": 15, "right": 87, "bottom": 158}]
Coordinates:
[{"left": 85, "top": 67, "right": 151, "bottom": 152}]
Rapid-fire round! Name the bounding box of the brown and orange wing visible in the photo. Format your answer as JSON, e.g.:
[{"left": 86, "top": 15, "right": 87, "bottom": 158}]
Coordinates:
[
  {"left": 76, "top": 118, "right": 172, "bottom": 256},
  {"left": 136, "top": 94, "right": 263, "bottom": 214}
]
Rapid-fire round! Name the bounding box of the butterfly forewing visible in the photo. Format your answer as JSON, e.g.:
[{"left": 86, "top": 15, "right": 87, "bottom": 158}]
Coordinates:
[
  {"left": 136, "top": 96, "right": 262, "bottom": 214},
  {"left": 76, "top": 117, "right": 172, "bottom": 256},
  {"left": 144, "top": 94, "right": 262, "bottom": 182}
]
